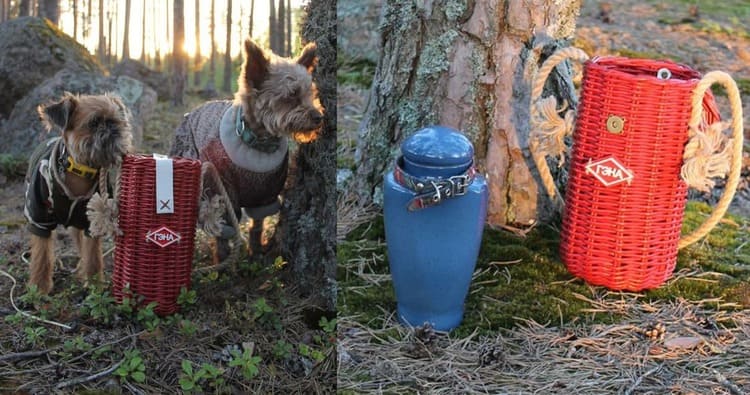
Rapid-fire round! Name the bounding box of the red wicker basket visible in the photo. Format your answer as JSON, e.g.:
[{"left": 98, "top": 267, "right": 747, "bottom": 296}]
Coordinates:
[
  {"left": 531, "top": 49, "right": 744, "bottom": 291},
  {"left": 113, "top": 154, "right": 201, "bottom": 315}
]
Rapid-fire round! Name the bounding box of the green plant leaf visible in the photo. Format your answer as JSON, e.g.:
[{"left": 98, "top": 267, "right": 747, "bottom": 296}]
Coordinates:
[
  {"left": 115, "top": 366, "right": 129, "bottom": 377},
  {"left": 131, "top": 371, "right": 146, "bottom": 383},
  {"left": 130, "top": 356, "right": 143, "bottom": 369},
  {"left": 182, "top": 359, "right": 193, "bottom": 376},
  {"left": 179, "top": 377, "right": 194, "bottom": 390}
]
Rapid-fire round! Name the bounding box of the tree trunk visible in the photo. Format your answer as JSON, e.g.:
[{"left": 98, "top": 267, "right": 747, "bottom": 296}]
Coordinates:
[
  {"left": 19, "top": 0, "right": 31, "bottom": 17},
  {"left": 153, "top": 0, "right": 160, "bottom": 70},
  {"left": 278, "top": 0, "right": 336, "bottom": 310},
  {"left": 286, "top": 0, "right": 291, "bottom": 55},
  {"left": 86, "top": 0, "right": 91, "bottom": 39},
  {"left": 221, "top": 0, "right": 231, "bottom": 92},
  {"left": 277, "top": 0, "right": 284, "bottom": 55},
  {"left": 111, "top": 0, "right": 117, "bottom": 65},
  {"left": 140, "top": 0, "right": 146, "bottom": 62},
  {"left": 353, "top": 0, "right": 580, "bottom": 227},
  {"left": 172, "top": 0, "right": 185, "bottom": 106},
  {"left": 268, "top": 0, "right": 275, "bottom": 50},
  {"left": 38, "top": 0, "right": 59, "bottom": 24},
  {"left": 97, "top": 0, "right": 104, "bottom": 62},
  {"left": 165, "top": 0, "right": 171, "bottom": 71},
  {"left": 107, "top": 8, "right": 112, "bottom": 65},
  {"left": 122, "top": 0, "right": 131, "bottom": 59},
  {"left": 207, "top": 0, "right": 215, "bottom": 88},
  {"left": 72, "top": 0, "right": 77, "bottom": 40},
  {"left": 193, "top": 0, "right": 201, "bottom": 86},
  {"left": 248, "top": 0, "right": 254, "bottom": 38}
]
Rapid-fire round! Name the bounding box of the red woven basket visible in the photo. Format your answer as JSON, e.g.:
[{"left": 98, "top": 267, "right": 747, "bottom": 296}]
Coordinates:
[
  {"left": 558, "top": 57, "right": 721, "bottom": 290},
  {"left": 113, "top": 154, "right": 201, "bottom": 315}
]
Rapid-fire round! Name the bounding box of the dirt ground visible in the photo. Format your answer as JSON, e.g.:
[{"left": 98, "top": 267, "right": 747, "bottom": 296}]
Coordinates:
[{"left": 0, "top": 94, "right": 336, "bottom": 393}]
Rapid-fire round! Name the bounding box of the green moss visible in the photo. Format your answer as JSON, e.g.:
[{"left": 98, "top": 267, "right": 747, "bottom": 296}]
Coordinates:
[
  {"left": 711, "top": 78, "right": 750, "bottom": 97},
  {"left": 0, "top": 154, "right": 27, "bottom": 180},
  {"left": 645, "top": 201, "right": 750, "bottom": 306},
  {"left": 341, "top": 201, "right": 750, "bottom": 337},
  {"left": 614, "top": 48, "right": 683, "bottom": 62},
  {"left": 337, "top": 53, "right": 376, "bottom": 88},
  {"left": 27, "top": 17, "right": 103, "bottom": 73},
  {"left": 669, "top": 0, "right": 750, "bottom": 19},
  {"left": 337, "top": 241, "right": 393, "bottom": 325}
]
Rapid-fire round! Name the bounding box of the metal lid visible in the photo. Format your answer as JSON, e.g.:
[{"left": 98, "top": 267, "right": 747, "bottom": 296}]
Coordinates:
[{"left": 401, "top": 126, "right": 473, "bottom": 178}]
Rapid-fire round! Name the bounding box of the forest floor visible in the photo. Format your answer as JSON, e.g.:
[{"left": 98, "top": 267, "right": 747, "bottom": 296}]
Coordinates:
[
  {"left": 0, "top": 92, "right": 336, "bottom": 393},
  {"left": 337, "top": 0, "right": 750, "bottom": 393}
]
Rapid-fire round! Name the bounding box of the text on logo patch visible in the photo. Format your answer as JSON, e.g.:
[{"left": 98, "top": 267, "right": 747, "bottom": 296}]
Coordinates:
[
  {"left": 146, "top": 226, "right": 181, "bottom": 248},
  {"left": 585, "top": 156, "right": 634, "bottom": 187}
]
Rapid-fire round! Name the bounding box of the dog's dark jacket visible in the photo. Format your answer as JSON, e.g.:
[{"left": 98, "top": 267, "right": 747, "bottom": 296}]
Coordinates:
[
  {"left": 24, "top": 138, "right": 99, "bottom": 237},
  {"left": 170, "top": 101, "right": 288, "bottom": 216}
]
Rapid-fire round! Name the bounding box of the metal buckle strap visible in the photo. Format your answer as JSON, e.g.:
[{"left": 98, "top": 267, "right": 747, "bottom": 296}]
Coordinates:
[{"left": 393, "top": 158, "right": 476, "bottom": 211}]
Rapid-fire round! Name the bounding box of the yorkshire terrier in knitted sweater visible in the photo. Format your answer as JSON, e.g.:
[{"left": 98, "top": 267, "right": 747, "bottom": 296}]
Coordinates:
[{"left": 170, "top": 38, "right": 323, "bottom": 259}]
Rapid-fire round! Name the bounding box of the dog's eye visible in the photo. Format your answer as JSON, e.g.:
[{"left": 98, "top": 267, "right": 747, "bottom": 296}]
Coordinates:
[{"left": 87, "top": 117, "right": 101, "bottom": 129}]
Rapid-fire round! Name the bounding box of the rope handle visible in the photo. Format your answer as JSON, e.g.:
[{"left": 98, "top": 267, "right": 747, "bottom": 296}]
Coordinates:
[
  {"left": 678, "top": 71, "right": 744, "bottom": 249},
  {"left": 199, "top": 161, "right": 247, "bottom": 245},
  {"left": 529, "top": 47, "right": 590, "bottom": 204}
]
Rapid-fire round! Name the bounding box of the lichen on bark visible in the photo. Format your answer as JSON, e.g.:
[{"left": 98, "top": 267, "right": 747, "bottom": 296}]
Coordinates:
[{"left": 354, "top": 0, "right": 582, "bottom": 226}]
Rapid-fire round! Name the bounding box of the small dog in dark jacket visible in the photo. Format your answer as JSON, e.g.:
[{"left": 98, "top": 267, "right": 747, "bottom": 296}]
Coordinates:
[
  {"left": 25, "top": 93, "right": 133, "bottom": 293},
  {"left": 170, "top": 38, "right": 323, "bottom": 258}
]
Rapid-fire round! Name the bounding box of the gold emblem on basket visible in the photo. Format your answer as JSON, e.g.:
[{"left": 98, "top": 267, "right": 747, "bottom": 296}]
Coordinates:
[{"left": 606, "top": 115, "right": 625, "bottom": 134}]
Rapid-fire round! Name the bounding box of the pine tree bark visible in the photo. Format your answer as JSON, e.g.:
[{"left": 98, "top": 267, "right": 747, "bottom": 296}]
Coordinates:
[
  {"left": 277, "top": 0, "right": 284, "bottom": 55},
  {"left": 172, "top": 0, "right": 185, "bottom": 106},
  {"left": 278, "top": 0, "right": 336, "bottom": 310},
  {"left": 106, "top": 8, "right": 113, "bottom": 65},
  {"left": 221, "top": 0, "right": 232, "bottom": 92},
  {"left": 19, "top": 0, "right": 31, "bottom": 17},
  {"left": 286, "top": 0, "right": 291, "bottom": 55},
  {"left": 193, "top": 0, "right": 201, "bottom": 86},
  {"left": 72, "top": 0, "right": 77, "bottom": 40},
  {"left": 248, "top": 0, "right": 254, "bottom": 38},
  {"left": 122, "top": 0, "right": 131, "bottom": 59},
  {"left": 86, "top": 0, "right": 91, "bottom": 39},
  {"left": 38, "top": 0, "right": 59, "bottom": 24},
  {"left": 153, "top": 0, "right": 161, "bottom": 70},
  {"left": 268, "top": 0, "right": 275, "bottom": 51},
  {"left": 353, "top": 0, "right": 580, "bottom": 227},
  {"left": 207, "top": 0, "right": 215, "bottom": 88},
  {"left": 97, "top": 0, "right": 104, "bottom": 63},
  {"left": 140, "top": 0, "right": 146, "bottom": 62},
  {"left": 165, "top": 0, "right": 171, "bottom": 71}
]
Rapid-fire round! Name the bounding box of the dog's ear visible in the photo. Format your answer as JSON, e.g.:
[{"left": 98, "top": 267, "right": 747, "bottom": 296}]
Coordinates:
[
  {"left": 38, "top": 92, "right": 78, "bottom": 132},
  {"left": 241, "top": 38, "right": 270, "bottom": 90},
  {"left": 296, "top": 42, "right": 318, "bottom": 73},
  {"left": 105, "top": 92, "right": 130, "bottom": 118}
]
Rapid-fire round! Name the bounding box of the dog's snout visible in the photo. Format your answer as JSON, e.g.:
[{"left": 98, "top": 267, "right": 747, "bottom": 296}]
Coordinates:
[{"left": 310, "top": 111, "right": 323, "bottom": 125}]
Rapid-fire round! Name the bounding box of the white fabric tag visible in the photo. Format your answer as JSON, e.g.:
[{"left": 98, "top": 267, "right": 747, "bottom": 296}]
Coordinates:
[{"left": 153, "top": 154, "right": 174, "bottom": 214}]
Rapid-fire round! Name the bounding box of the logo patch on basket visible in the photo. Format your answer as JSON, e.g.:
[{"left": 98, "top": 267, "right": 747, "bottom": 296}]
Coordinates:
[
  {"left": 585, "top": 156, "right": 634, "bottom": 187},
  {"left": 146, "top": 226, "right": 181, "bottom": 248}
]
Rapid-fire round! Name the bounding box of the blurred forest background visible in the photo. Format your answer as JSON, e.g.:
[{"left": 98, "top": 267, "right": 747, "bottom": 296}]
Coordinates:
[{"left": 0, "top": 0, "right": 305, "bottom": 102}]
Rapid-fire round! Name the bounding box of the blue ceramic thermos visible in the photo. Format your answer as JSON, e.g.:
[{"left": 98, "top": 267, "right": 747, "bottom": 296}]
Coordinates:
[{"left": 384, "top": 125, "right": 488, "bottom": 331}]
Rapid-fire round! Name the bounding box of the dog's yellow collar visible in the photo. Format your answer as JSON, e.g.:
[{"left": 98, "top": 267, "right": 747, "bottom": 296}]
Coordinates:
[{"left": 65, "top": 156, "right": 99, "bottom": 180}]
